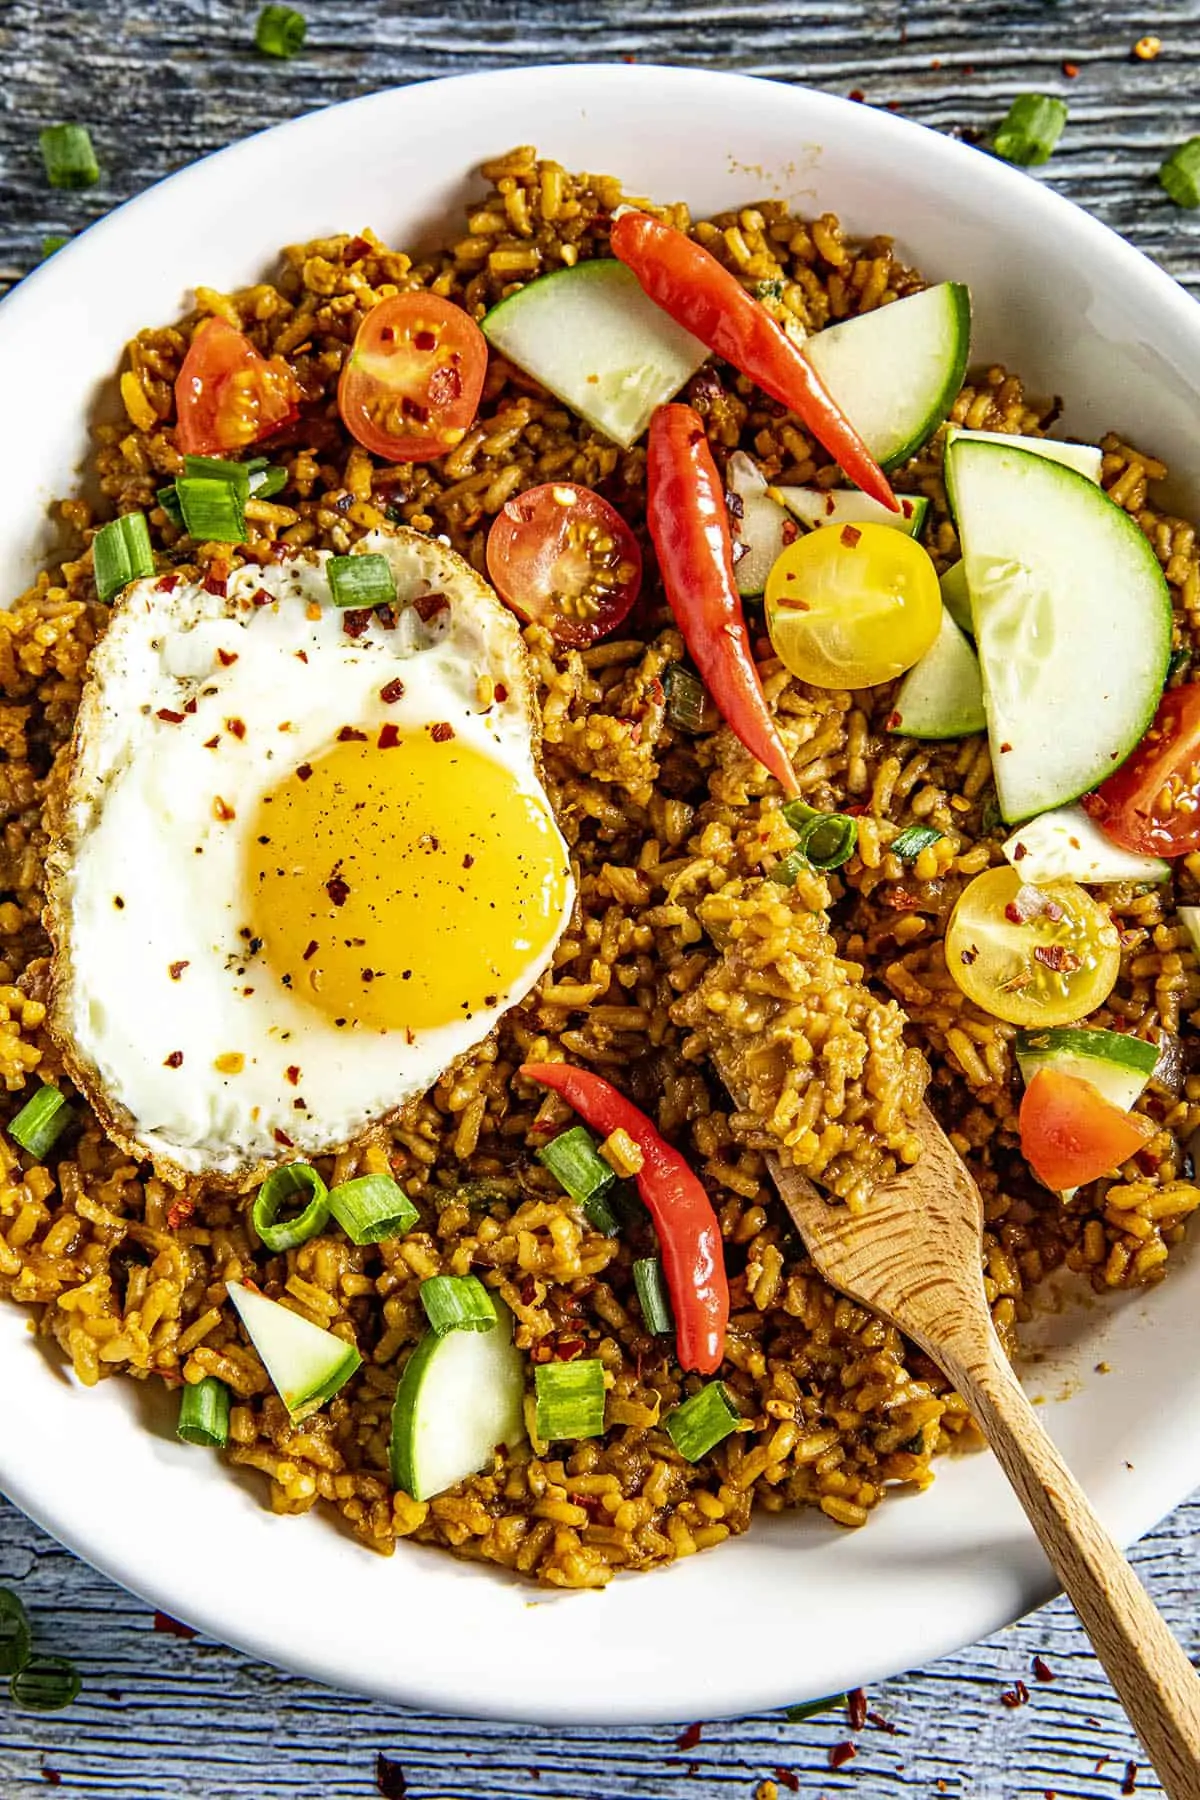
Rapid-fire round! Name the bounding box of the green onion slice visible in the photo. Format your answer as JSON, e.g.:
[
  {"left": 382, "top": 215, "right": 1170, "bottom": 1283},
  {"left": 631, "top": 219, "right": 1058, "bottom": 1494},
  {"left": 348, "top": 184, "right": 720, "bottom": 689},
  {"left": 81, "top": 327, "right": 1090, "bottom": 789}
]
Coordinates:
[
  {"left": 665, "top": 1380, "right": 740, "bottom": 1461},
  {"left": 632, "top": 1256, "right": 674, "bottom": 1335},
  {"left": 93, "top": 512, "right": 154, "bottom": 602},
  {"left": 534, "top": 1358, "right": 607, "bottom": 1441},
  {"left": 177, "top": 1376, "right": 232, "bottom": 1448},
  {"left": 252, "top": 1163, "right": 329, "bottom": 1252},
  {"left": 39, "top": 124, "right": 100, "bottom": 190},
  {"left": 183, "top": 454, "right": 252, "bottom": 494},
  {"left": 326, "top": 1173, "right": 418, "bottom": 1245},
  {"left": 8, "top": 1085, "right": 71, "bottom": 1160},
  {"left": 890, "top": 823, "right": 942, "bottom": 861},
  {"left": 327, "top": 553, "right": 397, "bottom": 610},
  {"left": 1160, "top": 138, "right": 1200, "bottom": 209},
  {"left": 10, "top": 1655, "right": 81, "bottom": 1713},
  {"left": 785, "top": 1694, "right": 844, "bottom": 1722},
  {"left": 537, "top": 1126, "right": 622, "bottom": 1236},
  {"left": 175, "top": 475, "right": 247, "bottom": 545},
  {"left": 40, "top": 235, "right": 69, "bottom": 260},
  {"left": 0, "top": 1592, "right": 31, "bottom": 1678},
  {"left": 664, "top": 663, "right": 715, "bottom": 734},
  {"left": 156, "top": 484, "right": 184, "bottom": 527},
  {"left": 779, "top": 798, "right": 859, "bottom": 873},
  {"left": 256, "top": 3, "right": 307, "bottom": 57},
  {"left": 250, "top": 464, "right": 288, "bottom": 500},
  {"left": 1168, "top": 647, "right": 1192, "bottom": 681},
  {"left": 419, "top": 1274, "right": 498, "bottom": 1336},
  {"left": 991, "top": 94, "right": 1068, "bottom": 167}
]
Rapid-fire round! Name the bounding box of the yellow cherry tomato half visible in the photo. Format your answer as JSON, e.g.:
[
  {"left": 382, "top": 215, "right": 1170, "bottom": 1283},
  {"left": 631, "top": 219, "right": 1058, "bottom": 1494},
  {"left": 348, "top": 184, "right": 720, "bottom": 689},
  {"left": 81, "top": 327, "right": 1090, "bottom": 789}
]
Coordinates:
[
  {"left": 764, "top": 520, "right": 941, "bottom": 689},
  {"left": 944, "top": 866, "right": 1121, "bottom": 1028}
]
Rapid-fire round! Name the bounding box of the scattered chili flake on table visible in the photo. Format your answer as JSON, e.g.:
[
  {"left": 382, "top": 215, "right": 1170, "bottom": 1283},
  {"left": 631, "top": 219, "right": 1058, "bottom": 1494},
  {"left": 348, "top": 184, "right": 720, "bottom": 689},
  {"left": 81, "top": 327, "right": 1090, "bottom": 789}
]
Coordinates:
[
  {"left": 829, "top": 1741, "right": 857, "bottom": 1770},
  {"left": 867, "top": 1709, "right": 898, "bottom": 1734},
  {"left": 1133, "top": 34, "right": 1161, "bottom": 58},
  {"left": 375, "top": 1752, "right": 407, "bottom": 1798},
  {"left": 1032, "top": 1654, "right": 1055, "bottom": 1681},
  {"left": 1001, "top": 1678, "right": 1030, "bottom": 1708},
  {"left": 1062, "top": 60, "right": 1079, "bottom": 77},
  {"left": 152, "top": 1611, "right": 197, "bottom": 1639},
  {"left": 847, "top": 1687, "right": 868, "bottom": 1730},
  {"left": 1122, "top": 1761, "right": 1139, "bottom": 1795},
  {"left": 675, "top": 1721, "right": 704, "bottom": 1751},
  {"left": 774, "top": 1771, "right": 800, "bottom": 1793}
]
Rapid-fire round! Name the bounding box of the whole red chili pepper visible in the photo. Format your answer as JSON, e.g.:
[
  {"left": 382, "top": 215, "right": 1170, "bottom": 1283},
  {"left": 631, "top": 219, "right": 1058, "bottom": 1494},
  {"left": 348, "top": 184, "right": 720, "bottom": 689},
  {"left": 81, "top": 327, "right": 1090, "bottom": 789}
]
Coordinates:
[
  {"left": 521, "top": 1061, "right": 729, "bottom": 1375},
  {"left": 610, "top": 210, "right": 897, "bottom": 512},
  {"left": 648, "top": 404, "right": 799, "bottom": 796}
]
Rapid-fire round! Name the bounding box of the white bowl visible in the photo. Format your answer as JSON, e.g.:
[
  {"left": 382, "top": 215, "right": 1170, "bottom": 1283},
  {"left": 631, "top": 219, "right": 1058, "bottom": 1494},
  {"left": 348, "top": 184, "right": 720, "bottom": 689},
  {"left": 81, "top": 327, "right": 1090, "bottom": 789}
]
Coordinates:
[{"left": 1, "top": 64, "right": 1199, "bottom": 1725}]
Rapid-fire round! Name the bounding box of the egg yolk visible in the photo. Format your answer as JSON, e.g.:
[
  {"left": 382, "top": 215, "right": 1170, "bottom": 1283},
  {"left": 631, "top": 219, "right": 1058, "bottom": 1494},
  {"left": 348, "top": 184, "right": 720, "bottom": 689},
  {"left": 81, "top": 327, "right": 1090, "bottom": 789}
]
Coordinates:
[{"left": 244, "top": 730, "right": 569, "bottom": 1033}]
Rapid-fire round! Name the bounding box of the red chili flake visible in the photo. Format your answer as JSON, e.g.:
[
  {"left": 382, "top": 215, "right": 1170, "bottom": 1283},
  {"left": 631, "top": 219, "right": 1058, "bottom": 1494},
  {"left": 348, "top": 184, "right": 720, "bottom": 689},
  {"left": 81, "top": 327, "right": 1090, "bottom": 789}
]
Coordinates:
[
  {"left": 1034, "top": 944, "right": 1080, "bottom": 974},
  {"left": 213, "top": 796, "right": 235, "bottom": 822},
  {"left": 1031, "top": 1655, "right": 1055, "bottom": 1682},
  {"left": 156, "top": 708, "right": 185, "bottom": 725},
  {"left": 1000, "top": 1679, "right": 1030, "bottom": 1708},
  {"left": 153, "top": 1611, "right": 197, "bottom": 1639},
  {"left": 1063, "top": 60, "right": 1079, "bottom": 76},
  {"left": 203, "top": 574, "right": 227, "bottom": 597},
  {"left": 380, "top": 677, "right": 405, "bottom": 704},
  {"left": 999, "top": 741, "right": 1013, "bottom": 753},
  {"left": 553, "top": 1337, "right": 585, "bottom": 1360},
  {"left": 164, "top": 1050, "right": 184, "bottom": 1068},
  {"left": 217, "top": 647, "right": 239, "bottom": 667},
  {"left": 494, "top": 682, "right": 509, "bottom": 702},
  {"left": 848, "top": 89, "right": 865, "bottom": 102},
  {"left": 1122, "top": 1761, "right": 1138, "bottom": 1795},
  {"left": 156, "top": 573, "right": 180, "bottom": 593},
  {"left": 273, "top": 1128, "right": 294, "bottom": 1148},
  {"left": 226, "top": 717, "right": 246, "bottom": 740},
  {"left": 344, "top": 235, "right": 372, "bottom": 263},
  {"left": 302, "top": 940, "right": 318, "bottom": 960},
  {"left": 166, "top": 1196, "right": 194, "bottom": 1229},
  {"left": 378, "top": 723, "right": 401, "bottom": 750},
  {"left": 342, "top": 608, "right": 373, "bottom": 639},
  {"left": 829, "top": 1741, "right": 857, "bottom": 1770},
  {"left": 326, "top": 875, "right": 350, "bottom": 907},
  {"left": 376, "top": 604, "right": 399, "bottom": 630},
  {"left": 282, "top": 1066, "right": 302, "bottom": 1088},
  {"left": 429, "top": 722, "right": 455, "bottom": 743},
  {"left": 960, "top": 945, "right": 979, "bottom": 965},
  {"left": 297, "top": 762, "right": 313, "bottom": 782},
  {"left": 375, "top": 1752, "right": 408, "bottom": 1799},
  {"left": 296, "top": 649, "right": 309, "bottom": 663},
  {"left": 252, "top": 587, "right": 273, "bottom": 607},
  {"left": 184, "top": 697, "right": 198, "bottom": 715},
  {"left": 462, "top": 854, "right": 475, "bottom": 869},
  {"left": 203, "top": 734, "right": 220, "bottom": 749},
  {"left": 414, "top": 591, "right": 449, "bottom": 623},
  {"left": 840, "top": 524, "right": 862, "bottom": 549},
  {"left": 775, "top": 1771, "right": 800, "bottom": 1793},
  {"left": 866, "top": 1710, "right": 897, "bottom": 1734},
  {"left": 1012, "top": 842, "right": 1028, "bottom": 861},
  {"left": 674, "top": 1723, "right": 703, "bottom": 1752},
  {"left": 337, "top": 725, "right": 368, "bottom": 742},
  {"left": 168, "top": 960, "right": 189, "bottom": 981},
  {"left": 886, "top": 709, "right": 902, "bottom": 730},
  {"left": 42, "top": 1767, "right": 61, "bottom": 1786},
  {"left": 847, "top": 1688, "right": 868, "bottom": 1731}
]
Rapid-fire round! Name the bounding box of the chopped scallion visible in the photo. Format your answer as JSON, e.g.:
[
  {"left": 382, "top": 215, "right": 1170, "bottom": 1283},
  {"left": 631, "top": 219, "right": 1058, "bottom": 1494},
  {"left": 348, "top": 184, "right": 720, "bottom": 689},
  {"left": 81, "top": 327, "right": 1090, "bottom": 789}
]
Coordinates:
[
  {"left": 770, "top": 846, "right": 812, "bottom": 889},
  {"left": 537, "top": 1126, "right": 621, "bottom": 1235},
  {"left": 8, "top": 1085, "right": 71, "bottom": 1160},
  {"left": 534, "top": 1358, "right": 607, "bottom": 1441},
  {"left": 1168, "top": 647, "right": 1192, "bottom": 681},
  {"left": 632, "top": 1256, "right": 673, "bottom": 1335},
  {"left": 327, "top": 553, "right": 397, "bottom": 610},
  {"left": 664, "top": 663, "right": 715, "bottom": 734},
  {"left": 665, "top": 1380, "right": 740, "bottom": 1461},
  {"left": 39, "top": 123, "right": 100, "bottom": 190},
  {"left": 0, "top": 1592, "right": 31, "bottom": 1678},
  {"left": 93, "top": 512, "right": 154, "bottom": 602},
  {"left": 991, "top": 94, "right": 1068, "bottom": 167},
  {"left": 156, "top": 484, "right": 184, "bottom": 527},
  {"left": 250, "top": 464, "right": 288, "bottom": 500},
  {"left": 175, "top": 475, "right": 247, "bottom": 544},
  {"left": 1160, "top": 138, "right": 1200, "bottom": 209},
  {"left": 327, "top": 1172, "right": 418, "bottom": 1245},
  {"left": 419, "top": 1274, "right": 498, "bottom": 1336},
  {"left": 779, "top": 798, "right": 858, "bottom": 873},
  {"left": 10, "top": 1655, "right": 81, "bottom": 1713},
  {"left": 252, "top": 1162, "right": 329, "bottom": 1252},
  {"left": 256, "top": 3, "right": 307, "bottom": 57},
  {"left": 40, "top": 235, "right": 69, "bottom": 260},
  {"left": 183, "top": 454, "right": 252, "bottom": 495},
  {"left": 890, "top": 823, "right": 942, "bottom": 861},
  {"left": 177, "top": 1376, "right": 232, "bottom": 1448},
  {"left": 785, "top": 1694, "right": 844, "bottom": 1722}
]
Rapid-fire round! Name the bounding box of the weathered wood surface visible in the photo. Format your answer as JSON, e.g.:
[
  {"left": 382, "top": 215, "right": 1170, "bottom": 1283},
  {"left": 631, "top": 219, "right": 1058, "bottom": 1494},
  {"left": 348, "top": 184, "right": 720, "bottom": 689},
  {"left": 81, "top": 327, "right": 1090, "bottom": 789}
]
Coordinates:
[{"left": 2, "top": 0, "right": 1200, "bottom": 1793}]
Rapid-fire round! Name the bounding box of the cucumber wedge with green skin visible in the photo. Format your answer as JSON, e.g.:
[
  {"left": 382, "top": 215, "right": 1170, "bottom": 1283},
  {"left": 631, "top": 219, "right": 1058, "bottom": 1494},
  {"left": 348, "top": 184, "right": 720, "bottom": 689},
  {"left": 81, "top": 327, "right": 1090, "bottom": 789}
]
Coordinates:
[
  {"left": 947, "top": 437, "right": 1172, "bottom": 823},
  {"left": 1015, "top": 1027, "right": 1158, "bottom": 1112},
  {"left": 946, "top": 425, "right": 1102, "bottom": 487},
  {"left": 802, "top": 283, "right": 971, "bottom": 471},
  {"left": 390, "top": 1300, "right": 526, "bottom": 1502},
  {"left": 889, "top": 609, "right": 986, "bottom": 739},
  {"left": 774, "top": 486, "right": 928, "bottom": 537},
  {"left": 726, "top": 451, "right": 790, "bottom": 597},
  {"left": 481, "top": 260, "right": 708, "bottom": 450},
  {"left": 226, "top": 1281, "right": 361, "bottom": 1423},
  {"left": 940, "top": 560, "right": 973, "bottom": 636},
  {"left": 1002, "top": 803, "right": 1170, "bottom": 885}
]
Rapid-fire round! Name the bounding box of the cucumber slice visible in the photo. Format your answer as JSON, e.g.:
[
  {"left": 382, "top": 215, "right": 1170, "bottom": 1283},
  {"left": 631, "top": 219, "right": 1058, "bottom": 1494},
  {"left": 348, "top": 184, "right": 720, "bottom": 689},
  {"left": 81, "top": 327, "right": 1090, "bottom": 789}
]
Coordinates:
[
  {"left": 940, "top": 560, "right": 973, "bottom": 636},
  {"left": 389, "top": 1300, "right": 526, "bottom": 1502},
  {"left": 226, "top": 1281, "right": 361, "bottom": 1423},
  {"left": 481, "top": 260, "right": 708, "bottom": 450},
  {"left": 1002, "top": 803, "right": 1170, "bottom": 885},
  {"left": 802, "top": 283, "right": 971, "bottom": 471},
  {"left": 726, "top": 451, "right": 790, "bottom": 597},
  {"left": 947, "top": 438, "right": 1171, "bottom": 823},
  {"left": 1178, "top": 905, "right": 1200, "bottom": 958},
  {"left": 947, "top": 426, "right": 1102, "bottom": 487},
  {"left": 1015, "top": 1026, "right": 1158, "bottom": 1112},
  {"left": 774, "top": 485, "right": 928, "bottom": 537},
  {"left": 889, "top": 608, "right": 986, "bottom": 739}
]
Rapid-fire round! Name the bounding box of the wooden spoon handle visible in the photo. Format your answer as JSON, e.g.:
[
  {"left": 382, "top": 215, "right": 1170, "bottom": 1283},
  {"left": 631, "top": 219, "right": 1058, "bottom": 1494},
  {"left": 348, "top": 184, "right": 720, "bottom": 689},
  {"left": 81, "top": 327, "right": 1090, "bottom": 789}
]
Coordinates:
[{"left": 942, "top": 1334, "right": 1200, "bottom": 1797}]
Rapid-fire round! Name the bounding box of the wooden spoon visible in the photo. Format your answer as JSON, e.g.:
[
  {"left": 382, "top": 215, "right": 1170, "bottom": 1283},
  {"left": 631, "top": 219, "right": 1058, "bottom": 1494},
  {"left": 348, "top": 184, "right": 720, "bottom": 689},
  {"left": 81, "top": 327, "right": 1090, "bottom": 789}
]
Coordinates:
[{"left": 767, "top": 1105, "right": 1200, "bottom": 1798}]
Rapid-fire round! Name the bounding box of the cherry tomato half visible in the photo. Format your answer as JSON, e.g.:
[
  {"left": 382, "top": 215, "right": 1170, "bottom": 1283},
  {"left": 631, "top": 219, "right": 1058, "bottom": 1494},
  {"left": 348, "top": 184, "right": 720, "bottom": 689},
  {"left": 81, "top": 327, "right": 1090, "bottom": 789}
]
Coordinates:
[
  {"left": 175, "top": 318, "right": 299, "bottom": 457},
  {"left": 1019, "top": 1066, "right": 1152, "bottom": 1193},
  {"left": 1082, "top": 682, "right": 1200, "bottom": 857},
  {"left": 338, "top": 293, "right": 487, "bottom": 463},
  {"left": 485, "top": 483, "right": 643, "bottom": 648}
]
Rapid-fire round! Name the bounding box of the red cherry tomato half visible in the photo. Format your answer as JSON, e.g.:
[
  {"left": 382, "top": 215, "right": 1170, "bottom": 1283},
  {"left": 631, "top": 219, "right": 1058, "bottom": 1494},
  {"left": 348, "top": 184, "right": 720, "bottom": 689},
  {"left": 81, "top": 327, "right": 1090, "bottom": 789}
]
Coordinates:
[
  {"left": 485, "top": 483, "right": 643, "bottom": 648},
  {"left": 1018, "top": 1067, "right": 1153, "bottom": 1193},
  {"left": 1082, "top": 682, "right": 1200, "bottom": 857},
  {"left": 337, "top": 293, "right": 487, "bottom": 463},
  {"left": 175, "top": 318, "right": 299, "bottom": 457}
]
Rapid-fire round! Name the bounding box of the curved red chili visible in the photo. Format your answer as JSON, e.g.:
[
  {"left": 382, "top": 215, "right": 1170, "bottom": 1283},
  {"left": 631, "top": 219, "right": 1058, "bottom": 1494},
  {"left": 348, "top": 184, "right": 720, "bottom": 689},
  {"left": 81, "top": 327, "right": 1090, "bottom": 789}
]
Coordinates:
[
  {"left": 611, "top": 210, "right": 896, "bottom": 512},
  {"left": 521, "top": 1061, "right": 729, "bottom": 1375},
  {"left": 647, "top": 403, "right": 799, "bottom": 796}
]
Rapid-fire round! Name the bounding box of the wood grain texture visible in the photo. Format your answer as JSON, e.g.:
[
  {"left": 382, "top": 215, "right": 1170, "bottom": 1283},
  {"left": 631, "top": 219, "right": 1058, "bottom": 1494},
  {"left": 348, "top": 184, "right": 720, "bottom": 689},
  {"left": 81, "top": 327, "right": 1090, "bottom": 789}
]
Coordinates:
[{"left": 2, "top": 1, "right": 1200, "bottom": 1794}]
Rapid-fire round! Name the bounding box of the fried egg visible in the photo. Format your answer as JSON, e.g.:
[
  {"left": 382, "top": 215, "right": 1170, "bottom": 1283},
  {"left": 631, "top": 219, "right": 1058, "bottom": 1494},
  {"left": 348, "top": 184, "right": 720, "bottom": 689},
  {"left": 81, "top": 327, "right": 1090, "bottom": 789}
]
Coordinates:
[{"left": 46, "top": 529, "right": 574, "bottom": 1184}]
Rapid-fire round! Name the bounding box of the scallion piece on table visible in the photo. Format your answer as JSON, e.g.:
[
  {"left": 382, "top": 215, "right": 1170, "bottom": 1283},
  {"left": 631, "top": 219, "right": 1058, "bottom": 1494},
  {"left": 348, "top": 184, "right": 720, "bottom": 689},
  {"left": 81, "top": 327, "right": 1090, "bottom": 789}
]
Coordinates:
[
  {"left": 0, "top": 1592, "right": 31, "bottom": 1679},
  {"left": 664, "top": 663, "right": 715, "bottom": 734},
  {"left": 665, "top": 1380, "right": 740, "bottom": 1461},
  {"left": 780, "top": 798, "right": 859, "bottom": 872},
  {"left": 93, "top": 512, "right": 154, "bottom": 602},
  {"left": 327, "top": 553, "right": 397, "bottom": 610},
  {"left": 327, "top": 1173, "right": 419, "bottom": 1245},
  {"left": 534, "top": 1358, "right": 607, "bottom": 1441},
  {"left": 39, "top": 123, "right": 100, "bottom": 190},
  {"left": 256, "top": 3, "right": 307, "bottom": 57},
  {"left": 177, "top": 1376, "right": 232, "bottom": 1449},
  {"left": 1159, "top": 138, "right": 1200, "bottom": 209},
  {"left": 536, "top": 1125, "right": 621, "bottom": 1236},
  {"left": 785, "top": 1694, "right": 844, "bottom": 1722},
  {"left": 632, "top": 1256, "right": 674, "bottom": 1335},
  {"left": 990, "top": 94, "right": 1068, "bottom": 167},
  {"left": 8, "top": 1085, "right": 71, "bottom": 1160},
  {"left": 10, "top": 1656, "right": 81, "bottom": 1713},
  {"left": 40, "top": 234, "right": 69, "bottom": 260},
  {"left": 890, "top": 823, "right": 943, "bottom": 861},
  {"left": 252, "top": 1162, "right": 330, "bottom": 1252},
  {"left": 175, "top": 475, "right": 247, "bottom": 544},
  {"left": 419, "top": 1274, "right": 498, "bottom": 1337}
]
